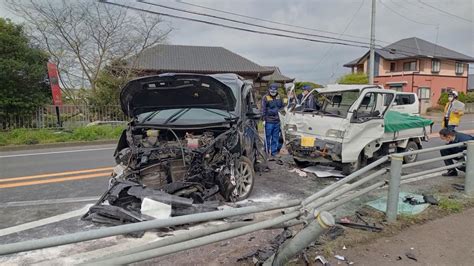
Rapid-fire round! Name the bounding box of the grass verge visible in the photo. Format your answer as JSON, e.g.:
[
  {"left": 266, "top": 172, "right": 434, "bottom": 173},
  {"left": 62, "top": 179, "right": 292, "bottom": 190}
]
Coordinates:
[{"left": 0, "top": 125, "right": 125, "bottom": 146}]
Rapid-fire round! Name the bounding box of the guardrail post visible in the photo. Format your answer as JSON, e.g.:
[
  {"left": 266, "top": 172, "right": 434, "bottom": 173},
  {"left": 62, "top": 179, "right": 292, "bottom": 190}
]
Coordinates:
[
  {"left": 465, "top": 141, "right": 474, "bottom": 197},
  {"left": 265, "top": 211, "right": 335, "bottom": 266},
  {"left": 386, "top": 154, "right": 403, "bottom": 222}
]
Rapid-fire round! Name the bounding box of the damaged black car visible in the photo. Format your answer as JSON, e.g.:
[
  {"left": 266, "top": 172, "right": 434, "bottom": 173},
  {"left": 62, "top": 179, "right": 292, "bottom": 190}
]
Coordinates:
[{"left": 84, "top": 73, "right": 265, "bottom": 225}]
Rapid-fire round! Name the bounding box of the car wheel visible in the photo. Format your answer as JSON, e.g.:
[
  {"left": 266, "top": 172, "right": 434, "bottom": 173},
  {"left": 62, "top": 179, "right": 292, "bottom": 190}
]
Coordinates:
[
  {"left": 233, "top": 156, "right": 255, "bottom": 201},
  {"left": 341, "top": 153, "right": 365, "bottom": 176},
  {"left": 402, "top": 141, "right": 418, "bottom": 164}
]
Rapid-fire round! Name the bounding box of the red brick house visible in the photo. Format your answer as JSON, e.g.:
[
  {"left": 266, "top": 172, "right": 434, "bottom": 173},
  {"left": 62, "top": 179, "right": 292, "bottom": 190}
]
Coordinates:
[{"left": 344, "top": 37, "right": 474, "bottom": 113}]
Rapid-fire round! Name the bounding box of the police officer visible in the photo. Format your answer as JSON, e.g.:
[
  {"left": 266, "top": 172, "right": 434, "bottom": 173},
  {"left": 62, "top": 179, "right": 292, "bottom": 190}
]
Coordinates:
[
  {"left": 297, "top": 84, "right": 318, "bottom": 110},
  {"left": 261, "top": 83, "right": 283, "bottom": 158},
  {"left": 443, "top": 91, "right": 465, "bottom": 131},
  {"left": 439, "top": 128, "right": 473, "bottom": 176}
]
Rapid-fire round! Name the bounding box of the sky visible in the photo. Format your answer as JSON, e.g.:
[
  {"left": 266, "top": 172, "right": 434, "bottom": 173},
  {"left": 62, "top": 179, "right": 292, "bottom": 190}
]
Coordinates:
[{"left": 1, "top": 0, "right": 473, "bottom": 84}]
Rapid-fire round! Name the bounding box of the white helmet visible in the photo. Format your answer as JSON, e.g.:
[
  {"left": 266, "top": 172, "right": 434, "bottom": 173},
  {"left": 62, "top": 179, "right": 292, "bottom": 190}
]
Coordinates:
[{"left": 449, "top": 90, "right": 458, "bottom": 97}]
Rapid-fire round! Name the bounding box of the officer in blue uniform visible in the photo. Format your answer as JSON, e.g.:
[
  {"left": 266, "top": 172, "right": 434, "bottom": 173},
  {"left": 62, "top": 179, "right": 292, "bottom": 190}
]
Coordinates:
[{"left": 261, "top": 83, "right": 283, "bottom": 157}]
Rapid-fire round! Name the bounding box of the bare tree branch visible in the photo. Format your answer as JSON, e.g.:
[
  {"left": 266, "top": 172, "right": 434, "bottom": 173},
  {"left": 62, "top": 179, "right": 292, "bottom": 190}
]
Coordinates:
[{"left": 5, "top": 0, "right": 171, "bottom": 98}]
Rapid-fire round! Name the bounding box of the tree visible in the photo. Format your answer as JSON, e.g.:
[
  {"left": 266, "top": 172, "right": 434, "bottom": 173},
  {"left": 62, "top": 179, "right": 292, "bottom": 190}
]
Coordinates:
[
  {"left": 6, "top": 0, "right": 171, "bottom": 104},
  {"left": 0, "top": 18, "right": 50, "bottom": 129},
  {"left": 337, "top": 73, "right": 369, "bottom": 84}
]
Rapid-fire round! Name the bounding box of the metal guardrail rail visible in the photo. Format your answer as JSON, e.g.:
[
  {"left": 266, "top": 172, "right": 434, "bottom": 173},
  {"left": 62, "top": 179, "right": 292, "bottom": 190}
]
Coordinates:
[{"left": 385, "top": 140, "right": 474, "bottom": 222}]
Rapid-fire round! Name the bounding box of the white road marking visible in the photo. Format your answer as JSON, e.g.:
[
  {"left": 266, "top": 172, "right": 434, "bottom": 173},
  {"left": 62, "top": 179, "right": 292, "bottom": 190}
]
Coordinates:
[
  {"left": 0, "top": 204, "right": 92, "bottom": 237},
  {"left": 0, "top": 147, "right": 115, "bottom": 158},
  {"left": 1, "top": 197, "right": 99, "bottom": 208}
]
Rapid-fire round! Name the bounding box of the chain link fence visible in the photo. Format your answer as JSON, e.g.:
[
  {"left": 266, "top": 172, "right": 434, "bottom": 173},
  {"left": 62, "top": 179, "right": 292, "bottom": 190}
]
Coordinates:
[{"left": 1, "top": 105, "right": 128, "bottom": 130}]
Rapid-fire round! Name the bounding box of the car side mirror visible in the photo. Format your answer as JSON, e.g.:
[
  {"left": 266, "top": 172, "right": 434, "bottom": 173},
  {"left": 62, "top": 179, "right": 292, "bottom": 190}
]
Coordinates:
[{"left": 352, "top": 109, "right": 358, "bottom": 120}]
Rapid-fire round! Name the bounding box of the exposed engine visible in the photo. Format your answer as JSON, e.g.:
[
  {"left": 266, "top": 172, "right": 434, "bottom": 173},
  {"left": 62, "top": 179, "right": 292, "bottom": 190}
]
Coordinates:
[{"left": 82, "top": 125, "right": 243, "bottom": 226}]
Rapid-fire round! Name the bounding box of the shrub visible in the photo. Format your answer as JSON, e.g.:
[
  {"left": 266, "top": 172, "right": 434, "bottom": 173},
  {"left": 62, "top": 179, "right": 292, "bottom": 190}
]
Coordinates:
[
  {"left": 0, "top": 125, "right": 125, "bottom": 146},
  {"left": 337, "top": 73, "right": 369, "bottom": 84},
  {"left": 438, "top": 91, "right": 474, "bottom": 106}
]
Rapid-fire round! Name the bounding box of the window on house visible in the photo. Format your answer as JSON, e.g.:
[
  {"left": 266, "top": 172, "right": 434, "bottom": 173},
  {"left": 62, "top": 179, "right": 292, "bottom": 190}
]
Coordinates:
[
  {"left": 418, "top": 87, "right": 431, "bottom": 100},
  {"left": 455, "top": 62, "right": 464, "bottom": 74},
  {"left": 431, "top": 59, "right": 440, "bottom": 73},
  {"left": 403, "top": 61, "right": 416, "bottom": 71},
  {"left": 390, "top": 62, "right": 396, "bottom": 72}
]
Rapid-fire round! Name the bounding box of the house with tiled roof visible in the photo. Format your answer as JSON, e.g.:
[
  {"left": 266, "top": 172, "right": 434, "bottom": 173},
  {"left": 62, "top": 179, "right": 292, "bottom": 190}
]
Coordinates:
[
  {"left": 344, "top": 37, "right": 474, "bottom": 112},
  {"left": 127, "top": 44, "right": 275, "bottom": 81}
]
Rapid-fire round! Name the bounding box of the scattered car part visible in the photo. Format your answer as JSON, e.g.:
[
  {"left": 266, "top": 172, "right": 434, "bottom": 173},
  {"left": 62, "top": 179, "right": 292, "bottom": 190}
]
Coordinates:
[
  {"left": 315, "top": 255, "right": 330, "bottom": 265},
  {"left": 336, "top": 221, "right": 383, "bottom": 232}
]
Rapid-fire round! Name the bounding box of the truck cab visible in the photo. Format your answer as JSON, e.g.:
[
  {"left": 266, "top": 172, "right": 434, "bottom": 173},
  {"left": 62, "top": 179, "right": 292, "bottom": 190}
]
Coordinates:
[{"left": 280, "top": 84, "right": 431, "bottom": 175}]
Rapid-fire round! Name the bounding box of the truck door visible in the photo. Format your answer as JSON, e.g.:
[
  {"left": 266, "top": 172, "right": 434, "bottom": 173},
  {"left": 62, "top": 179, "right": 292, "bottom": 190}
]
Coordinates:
[{"left": 342, "top": 91, "right": 395, "bottom": 162}]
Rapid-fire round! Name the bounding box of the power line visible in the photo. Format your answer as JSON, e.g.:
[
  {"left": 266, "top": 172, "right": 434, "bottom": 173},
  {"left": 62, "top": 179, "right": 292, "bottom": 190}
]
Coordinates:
[
  {"left": 174, "top": 0, "right": 461, "bottom": 61},
  {"left": 417, "top": 0, "right": 472, "bottom": 23},
  {"left": 175, "top": 0, "right": 372, "bottom": 42},
  {"left": 139, "top": 0, "right": 370, "bottom": 46},
  {"left": 101, "top": 0, "right": 371, "bottom": 49},
  {"left": 101, "top": 1, "right": 469, "bottom": 69},
  {"left": 315, "top": 0, "right": 365, "bottom": 72},
  {"left": 378, "top": 0, "right": 438, "bottom": 26}
]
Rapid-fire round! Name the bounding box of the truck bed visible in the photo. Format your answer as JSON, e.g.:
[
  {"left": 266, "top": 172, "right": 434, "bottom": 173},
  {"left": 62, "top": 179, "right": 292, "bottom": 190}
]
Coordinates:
[{"left": 382, "top": 124, "right": 431, "bottom": 141}]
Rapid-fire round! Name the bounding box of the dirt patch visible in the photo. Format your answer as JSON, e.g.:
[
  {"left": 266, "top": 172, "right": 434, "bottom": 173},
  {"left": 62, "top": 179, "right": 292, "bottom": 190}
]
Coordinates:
[{"left": 324, "top": 207, "right": 474, "bottom": 265}]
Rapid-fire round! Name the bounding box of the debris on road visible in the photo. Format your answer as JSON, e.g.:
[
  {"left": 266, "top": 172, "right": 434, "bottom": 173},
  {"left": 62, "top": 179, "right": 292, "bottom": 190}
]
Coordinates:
[
  {"left": 288, "top": 168, "right": 308, "bottom": 177},
  {"left": 314, "top": 255, "right": 330, "bottom": 265},
  {"left": 337, "top": 221, "right": 383, "bottom": 232},
  {"left": 405, "top": 251, "right": 418, "bottom": 261},
  {"left": 302, "top": 165, "right": 344, "bottom": 178},
  {"left": 366, "top": 192, "right": 430, "bottom": 215},
  {"left": 334, "top": 254, "right": 346, "bottom": 261},
  {"left": 237, "top": 229, "right": 293, "bottom": 263}
]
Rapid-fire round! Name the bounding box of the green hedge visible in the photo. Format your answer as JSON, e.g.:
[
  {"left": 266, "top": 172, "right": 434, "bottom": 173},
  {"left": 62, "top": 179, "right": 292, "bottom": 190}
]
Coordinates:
[
  {"left": 0, "top": 125, "right": 125, "bottom": 146},
  {"left": 438, "top": 92, "right": 474, "bottom": 106}
]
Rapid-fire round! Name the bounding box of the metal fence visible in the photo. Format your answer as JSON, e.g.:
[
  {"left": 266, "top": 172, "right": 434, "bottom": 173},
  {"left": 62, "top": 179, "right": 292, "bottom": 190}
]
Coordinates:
[{"left": 1, "top": 105, "right": 128, "bottom": 130}]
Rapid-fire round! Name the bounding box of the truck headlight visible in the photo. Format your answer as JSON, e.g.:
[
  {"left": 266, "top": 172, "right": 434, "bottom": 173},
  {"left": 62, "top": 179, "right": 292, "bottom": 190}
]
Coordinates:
[
  {"left": 285, "top": 124, "right": 297, "bottom": 132},
  {"left": 326, "top": 129, "right": 344, "bottom": 138}
]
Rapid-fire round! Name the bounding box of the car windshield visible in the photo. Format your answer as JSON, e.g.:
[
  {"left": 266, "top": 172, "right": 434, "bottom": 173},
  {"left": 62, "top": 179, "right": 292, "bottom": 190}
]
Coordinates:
[
  {"left": 136, "top": 108, "right": 235, "bottom": 125},
  {"left": 318, "top": 90, "right": 360, "bottom": 117}
]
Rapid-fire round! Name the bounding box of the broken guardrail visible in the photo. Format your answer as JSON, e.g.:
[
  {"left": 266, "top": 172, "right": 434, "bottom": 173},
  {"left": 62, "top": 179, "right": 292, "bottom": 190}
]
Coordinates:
[{"left": 385, "top": 140, "right": 474, "bottom": 222}]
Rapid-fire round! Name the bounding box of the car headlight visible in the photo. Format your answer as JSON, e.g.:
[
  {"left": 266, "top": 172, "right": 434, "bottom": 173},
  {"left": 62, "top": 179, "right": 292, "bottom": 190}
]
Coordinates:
[
  {"left": 285, "top": 124, "right": 297, "bottom": 132},
  {"left": 326, "top": 129, "right": 344, "bottom": 138}
]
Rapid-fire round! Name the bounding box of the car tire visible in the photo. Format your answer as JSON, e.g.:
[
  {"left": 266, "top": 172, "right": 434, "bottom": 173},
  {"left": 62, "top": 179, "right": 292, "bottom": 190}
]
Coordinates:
[
  {"left": 341, "top": 153, "right": 365, "bottom": 176},
  {"left": 233, "top": 156, "right": 255, "bottom": 201},
  {"left": 401, "top": 141, "right": 418, "bottom": 164}
]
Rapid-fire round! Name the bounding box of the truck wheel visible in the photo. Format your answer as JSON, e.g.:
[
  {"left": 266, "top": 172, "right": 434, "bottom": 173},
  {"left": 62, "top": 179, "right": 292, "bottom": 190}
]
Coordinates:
[
  {"left": 232, "top": 156, "right": 255, "bottom": 201},
  {"left": 341, "top": 153, "right": 365, "bottom": 175},
  {"left": 402, "top": 141, "right": 418, "bottom": 164}
]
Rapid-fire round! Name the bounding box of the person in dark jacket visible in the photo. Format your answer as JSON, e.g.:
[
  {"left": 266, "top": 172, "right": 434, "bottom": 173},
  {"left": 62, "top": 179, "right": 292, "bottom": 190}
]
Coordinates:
[
  {"left": 262, "top": 83, "right": 283, "bottom": 157},
  {"left": 439, "top": 128, "right": 474, "bottom": 176},
  {"left": 297, "top": 84, "right": 319, "bottom": 110}
]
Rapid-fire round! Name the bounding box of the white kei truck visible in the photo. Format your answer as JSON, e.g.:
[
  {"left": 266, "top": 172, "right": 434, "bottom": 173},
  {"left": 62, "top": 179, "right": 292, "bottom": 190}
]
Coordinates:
[{"left": 280, "top": 84, "right": 433, "bottom": 175}]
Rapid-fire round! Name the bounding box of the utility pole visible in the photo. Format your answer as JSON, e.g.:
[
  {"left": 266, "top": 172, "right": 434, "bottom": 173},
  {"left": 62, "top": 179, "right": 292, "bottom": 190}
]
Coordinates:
[{"left": 369, "top": 0, "right": 376, "bottom": 84}]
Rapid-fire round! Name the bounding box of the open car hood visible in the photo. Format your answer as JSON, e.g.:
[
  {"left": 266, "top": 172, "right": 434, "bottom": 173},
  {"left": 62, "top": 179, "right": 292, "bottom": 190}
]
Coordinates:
[{"left": 120, "top": 74, "right": 237, "bottom": 117}]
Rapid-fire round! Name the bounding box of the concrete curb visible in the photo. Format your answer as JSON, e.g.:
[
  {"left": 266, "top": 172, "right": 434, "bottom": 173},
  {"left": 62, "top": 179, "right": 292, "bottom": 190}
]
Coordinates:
[{"left": 0, "top": 139, "right": 117, "bottom": 152}]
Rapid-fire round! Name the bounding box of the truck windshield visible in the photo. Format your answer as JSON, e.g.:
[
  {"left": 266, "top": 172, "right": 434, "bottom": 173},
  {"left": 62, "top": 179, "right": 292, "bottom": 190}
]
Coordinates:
[{"left": 319, "top": 90, "right": 360, "bottom": 118}]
